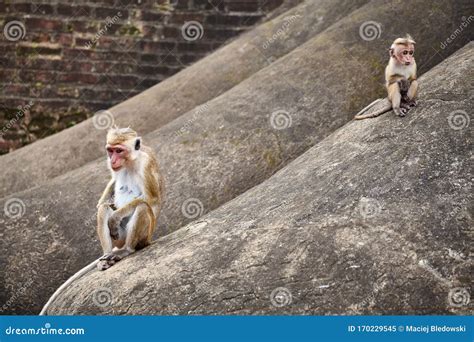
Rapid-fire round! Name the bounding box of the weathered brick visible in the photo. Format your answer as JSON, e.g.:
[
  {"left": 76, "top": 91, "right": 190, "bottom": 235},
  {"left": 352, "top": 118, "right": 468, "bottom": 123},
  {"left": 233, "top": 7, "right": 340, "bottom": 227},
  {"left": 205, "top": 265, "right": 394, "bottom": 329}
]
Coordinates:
[
  {"left": 140, "top": 11, "right": 165, "bottom": 22},
  {"left": 140, "top": 40, "right": 176, "bottom": 53},
  {"left": 178, "top": 53, "right": 202, "bottom": 64},
  {"left": 236, "top": 14, "right": 262, "bottom": 26},
  {"left": 11, "top": 3, "right": 31, "bottom": 13},
  {"left": 25, "top": 18, "right": 64, "bottom": 31},
  {"left": 0, "top": 0, "right": 283, "bottom": 153},
  {"left": 205, "top": 27, "right": 244, "bottom": 40},
  {"left": 18, "top": 70, "right": 53, "bottom": 83},
  {"left": 177, "top": 41, "right": 214, "bottom": 53},
  {"left": 63, "top": 48, "right": 97, "bottom": 60},
  {"left": 206, "top": 14, "right": 241, "bottom": 26},
  {"left": 142, "top": 25, "right": 161, "bottom": 37},
  {"left": 225, "top": 0, "right": 260, "bottom": 12},
  {"left": 95, "top": 7, "right": 128, "bottom": 20},
  {"left": 67, "top": 20, "right": 100, "bottom": 34},
  {"left": 57, "top": 5, "right": 92, "bottom": 17},
  {"left": 31, "top": 4, "right": 55, "bottom": 15},
  {"left": 100, "top": 74, "right": 142, "bottom": 88},
  {"left": 162, "top": 26, "right": 180, "bottom": 38},
  {"left": 57, "top": 72, "right": 99, "bottom": 84},
  {"left": 194, "top": 0, "right": 225, "bottom": 11},
  {"left": 94, "top": 61, "right": 136, "bottom": 74},
  {"left": 169, "top": 12, "right": 205, "bottom": 24},
  {"left": 0, "top": 69, "right": 19, "bottom": 82},
  {"left": 16, "top": 45, "right": 62, "bottom": 57}
]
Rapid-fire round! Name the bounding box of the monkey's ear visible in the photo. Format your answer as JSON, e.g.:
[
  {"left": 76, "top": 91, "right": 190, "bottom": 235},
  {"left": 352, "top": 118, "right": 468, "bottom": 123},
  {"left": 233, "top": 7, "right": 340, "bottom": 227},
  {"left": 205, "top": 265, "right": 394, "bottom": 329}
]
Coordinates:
[
  {"left": 389, "top": 48, "right": 395, "bottom": 57},
  {"left": 134, "top": 137, "right": 141, "bottom": 150}
]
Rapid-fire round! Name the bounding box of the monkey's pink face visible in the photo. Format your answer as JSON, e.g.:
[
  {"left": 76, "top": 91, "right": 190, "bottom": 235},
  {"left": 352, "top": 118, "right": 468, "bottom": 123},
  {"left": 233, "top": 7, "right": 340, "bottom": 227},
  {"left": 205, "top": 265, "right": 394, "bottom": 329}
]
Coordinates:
[
  {"left": 394, "top": 44, "right": 415, "bottom": 66},
  {"left": 106, "top": 144, "right": 130, "bottom": 172}
]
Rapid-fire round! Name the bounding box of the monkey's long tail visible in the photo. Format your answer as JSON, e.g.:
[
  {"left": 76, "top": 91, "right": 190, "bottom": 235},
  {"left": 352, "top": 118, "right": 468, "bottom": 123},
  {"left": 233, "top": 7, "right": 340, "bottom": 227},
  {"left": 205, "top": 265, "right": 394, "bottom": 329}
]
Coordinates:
[
  {"left": 39, "top": 257, "right": 103, "bottom": 315},
  {"left": 353, "top": 98, "right": 392, "bottom": 120}
]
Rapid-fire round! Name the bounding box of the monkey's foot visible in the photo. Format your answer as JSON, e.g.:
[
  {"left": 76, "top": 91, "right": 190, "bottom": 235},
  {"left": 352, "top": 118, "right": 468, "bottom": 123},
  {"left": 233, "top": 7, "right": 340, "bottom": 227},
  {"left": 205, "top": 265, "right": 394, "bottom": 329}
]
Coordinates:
[
  {"left": 407, "top": 99, "right": 417, "bottom": 107},
  {"left": 400, "top": 102, "right": 411, "bottom": 111},
  {"left": 97, "top": 253, "right": 122, "bottom": 271},
  {"left": 393, "top": 107, "right": 407, "bottom": 117}
]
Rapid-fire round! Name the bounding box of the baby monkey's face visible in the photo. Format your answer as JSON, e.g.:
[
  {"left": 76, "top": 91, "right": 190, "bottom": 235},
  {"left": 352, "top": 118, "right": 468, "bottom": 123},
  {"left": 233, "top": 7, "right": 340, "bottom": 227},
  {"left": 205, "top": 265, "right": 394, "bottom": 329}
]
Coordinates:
[{"left": 394, "top": 43, "right": 415, "bottom": 66}]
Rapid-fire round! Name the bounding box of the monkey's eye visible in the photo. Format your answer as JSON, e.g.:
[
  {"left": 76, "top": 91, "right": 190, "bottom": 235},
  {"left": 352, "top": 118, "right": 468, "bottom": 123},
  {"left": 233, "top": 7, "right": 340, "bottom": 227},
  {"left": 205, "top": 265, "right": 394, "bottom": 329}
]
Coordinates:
[
  {"left": 115, "top": 148, "right": 123, "bottom": 154},
  {"left": 409, "top": 51, "right": 414, "bottom": 55},
  {"left": 403, "top": 51, "right": 408, "bottom": 55}
]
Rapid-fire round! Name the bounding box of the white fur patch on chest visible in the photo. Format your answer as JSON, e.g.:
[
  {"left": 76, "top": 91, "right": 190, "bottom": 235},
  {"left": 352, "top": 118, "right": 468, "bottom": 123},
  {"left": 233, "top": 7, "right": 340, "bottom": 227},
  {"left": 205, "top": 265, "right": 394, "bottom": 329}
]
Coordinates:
[
  {"left": 114, "top": 170, "right": 143, "bottom": 208},
  {"left": 392, "top": 63, "right": 416, "bottom": 80}
]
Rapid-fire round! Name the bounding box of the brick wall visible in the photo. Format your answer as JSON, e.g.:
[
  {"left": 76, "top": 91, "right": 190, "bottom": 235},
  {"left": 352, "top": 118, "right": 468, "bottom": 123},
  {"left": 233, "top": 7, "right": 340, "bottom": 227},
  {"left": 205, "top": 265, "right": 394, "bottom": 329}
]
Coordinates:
[{"left": 0, "top": 0, "right": 284, "bottom": 154}]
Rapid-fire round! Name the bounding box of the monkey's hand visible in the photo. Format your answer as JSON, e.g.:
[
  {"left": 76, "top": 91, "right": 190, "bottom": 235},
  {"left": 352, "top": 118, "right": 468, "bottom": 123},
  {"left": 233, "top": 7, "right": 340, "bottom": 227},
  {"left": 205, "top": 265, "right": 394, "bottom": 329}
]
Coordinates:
[
  {"left": 407, "top": 98, "right": 417, "bottom": 107},
  {"left": 397, "top": 79, "right": 410, "bottom": 93},
  {"left": 108, "top": 214, "right": 121, "bottom": 240},
  {"left": 97, "top": 201, "right": 114, "bottom": 210}
]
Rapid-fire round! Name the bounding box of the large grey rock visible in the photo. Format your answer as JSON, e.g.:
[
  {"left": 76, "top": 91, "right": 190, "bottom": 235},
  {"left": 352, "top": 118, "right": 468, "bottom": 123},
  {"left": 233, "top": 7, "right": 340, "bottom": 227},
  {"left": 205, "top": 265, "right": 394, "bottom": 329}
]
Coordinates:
[
  {"left": 1, "top": 0, "right": 471, "bottom": 314},
  {"left": 0, "top": 0, "right": 369, "bottom": 198},
  {"left": 46, "top": 42, "right": 474, "bottom": 315}
]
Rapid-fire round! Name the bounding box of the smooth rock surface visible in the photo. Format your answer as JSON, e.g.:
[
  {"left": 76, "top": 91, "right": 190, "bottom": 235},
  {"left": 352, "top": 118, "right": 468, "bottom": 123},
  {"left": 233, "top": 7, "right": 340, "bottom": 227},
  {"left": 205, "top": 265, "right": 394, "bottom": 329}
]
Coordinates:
[
  {"left": 46, "top": 42, "right": 474, "bottom": 315},
  {"left": 1, "top": 0, "right": 471, "bottom": 314},
  {"left": 0, "top": 0, "right": 369, "bottom": 197}
]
